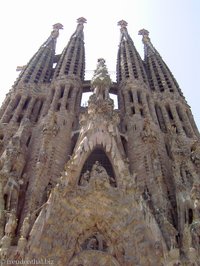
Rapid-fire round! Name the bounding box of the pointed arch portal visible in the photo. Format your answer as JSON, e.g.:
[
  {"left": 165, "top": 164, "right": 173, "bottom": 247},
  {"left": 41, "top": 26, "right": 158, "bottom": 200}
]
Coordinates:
[{"left": 79, "top": 148, "right": 116, "bottom": 187}]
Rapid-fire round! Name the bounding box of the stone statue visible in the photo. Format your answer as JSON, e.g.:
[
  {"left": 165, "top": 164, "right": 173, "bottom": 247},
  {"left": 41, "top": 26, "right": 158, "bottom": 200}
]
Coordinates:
[
  {"left": 190, "top": 183, "right": 200, "bottom": 219},
  {"left": 4, "top": 210, "right": 17, "bottom": 237},
  {"left": 87, "top": 236, "right": 98, "bottom": 250},
  {"left": 91, "top": 58, "right": 112, "bottom": 100},
  {"left": 85, "top": 233, "right": 105, "bottom": 251},
  {"left": 79, "top": 170, "right": 90, "bottom": 186},
  {"left": 190, "top": 221, "right": 200, "bottom": 250},
  {"left": 20, "top": 213, "right": 31, "bottom": 239},
  {"left": 191, "top": 140, "right": 200, "bottom": 167},
  {"left": 3, "top": 177, "right": 20, "bottom": 213}
]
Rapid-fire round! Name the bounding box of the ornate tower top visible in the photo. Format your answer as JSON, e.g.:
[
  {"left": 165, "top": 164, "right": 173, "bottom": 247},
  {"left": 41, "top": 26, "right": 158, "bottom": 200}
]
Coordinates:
[
  {"left": 138, "top": 28, "right": 155, "bottom": 55},
  {"left": 77, "top": 17, "right": 87, "bottom": 24},
  {"left": 117, "top": 20, "right": 128, "bottom": 28},
  {"left": 117, "top": 20, "right": 129, "bottom": 40},
  {"left": 50, "top": 23, "right": 63, "bottom": 39},
  {"left": 138, "top": 28, "right": 150, "bottom": 42}
]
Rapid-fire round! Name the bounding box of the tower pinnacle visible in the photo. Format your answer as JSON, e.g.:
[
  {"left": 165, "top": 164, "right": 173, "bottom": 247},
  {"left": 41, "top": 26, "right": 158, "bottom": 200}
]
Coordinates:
[
  {"left": 138, "top": 28, "right": 150, "bottom": 43},
  {"left": 138, "top": 28, "right": 155, "bottom": 55},
  {"left": 50, "top": 23, "right": 63, "bottom": 39},
  {"left": 117, "top": 20, "right": 128, "bottom": 28},
  {"left": 77, "top": 17, "right": 87, "bottom": 24}
]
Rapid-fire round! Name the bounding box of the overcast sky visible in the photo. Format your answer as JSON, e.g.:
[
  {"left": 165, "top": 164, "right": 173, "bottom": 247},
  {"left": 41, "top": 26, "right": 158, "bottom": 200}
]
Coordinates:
[{"left": 1, "top": 0, "right": 200, "bottom": 129}]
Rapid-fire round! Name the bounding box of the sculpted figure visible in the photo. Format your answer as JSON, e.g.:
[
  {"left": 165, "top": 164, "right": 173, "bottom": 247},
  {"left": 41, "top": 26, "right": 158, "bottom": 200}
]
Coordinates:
[
  {"left": 79, "top": 170, "right": 90, "bottom": 186},
  {"left": 4, "top": 177, "right": 20, "bottom": 212},
  {"left": 87, "top": 236, "right": 98, "bottom": 250},
  {"left": 20, "top": 213, "right": 31, "bottom": 239},
  {"left": 191, "top": 141, "right": 200, "bottom": 167},
  {"left": 91, "top": 58, "right": 111, "bottom": 100},
  {"left": 190, "top": 183, "right": 200, "bottom": 219},
  {"left": 5, "top": 210, "right": 17, "bottom": 237},
  {"left": 190, "top": 222, "right": 200, "bottom": 250}
]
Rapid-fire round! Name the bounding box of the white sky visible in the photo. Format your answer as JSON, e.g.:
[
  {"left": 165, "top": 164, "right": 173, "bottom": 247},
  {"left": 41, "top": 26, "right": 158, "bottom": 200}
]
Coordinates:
[{"left": 1, "top": 0, "right": 200, "bottom": 129}]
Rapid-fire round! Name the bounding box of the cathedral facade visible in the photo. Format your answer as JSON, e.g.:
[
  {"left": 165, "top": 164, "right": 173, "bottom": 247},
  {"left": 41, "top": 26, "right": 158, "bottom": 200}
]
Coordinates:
[{"left": 0, "top": 17, "right": 199, "bottom": 265}]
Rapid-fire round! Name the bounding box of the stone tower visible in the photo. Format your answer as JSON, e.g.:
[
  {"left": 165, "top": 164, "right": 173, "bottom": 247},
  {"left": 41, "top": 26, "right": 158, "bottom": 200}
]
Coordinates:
[{"left": 0, "top": 18, "right": 199, "bottom": 265}]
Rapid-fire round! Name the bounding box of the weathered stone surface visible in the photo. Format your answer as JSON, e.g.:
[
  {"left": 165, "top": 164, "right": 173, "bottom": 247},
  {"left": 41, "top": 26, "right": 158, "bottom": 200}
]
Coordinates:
[{"left": 0, "top": 19, "right": 199, "bottom": 265}]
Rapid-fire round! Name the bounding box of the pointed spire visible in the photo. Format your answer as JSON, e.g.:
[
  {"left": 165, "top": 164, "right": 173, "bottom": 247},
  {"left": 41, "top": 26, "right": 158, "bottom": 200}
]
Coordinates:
[
  {"left": 116, "top": 20, "right": 147, "bottom": 84},
  {"left": 15, "top": 23, "right": 63, "bottom": 86},
  {"left": 139, "top": 29, "right": 182, "bottom": 95},
  {"left": 53, "top": 17, "right": 86, "bottom": 80}
]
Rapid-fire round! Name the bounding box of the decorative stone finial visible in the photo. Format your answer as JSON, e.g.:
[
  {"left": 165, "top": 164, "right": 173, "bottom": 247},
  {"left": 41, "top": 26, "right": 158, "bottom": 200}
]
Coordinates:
[
  {"left": 53, "top": 23, "right": 64, "bottom": 31},
  {"left": 138, "top": 28, "right": 155, "bottom": 55},
  {"left": 138, "top": 28, "right": 150, "bottom": 44},
  {"left": 51, "top": 23, "right": 63, "bottom": 39},
  {"left": 138, "top": 28, "right": 149, "bottom": 37},
  {"left": 117, "top": 20, "right": 128, "bottom": 28},
  {"left": 91, "top": 58, "right": 112, "bottom": 100},
  {"left": 77, "top": 17, "right": 87, "bottom": 24}
]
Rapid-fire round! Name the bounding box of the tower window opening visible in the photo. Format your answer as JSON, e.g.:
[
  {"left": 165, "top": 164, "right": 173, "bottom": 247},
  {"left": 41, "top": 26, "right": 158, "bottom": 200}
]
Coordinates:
[
  {"left": 188, "top": 209, "right": 193, "bottom": 224},
  {"left": 155, "top": 104, "right": 167, "bottom": 132},
  {"left": 120, "top": 136, "right": 128, "bottom": 156},
  {"left": 176, "top": 106, "right": 184, "bottom": 122},
  {"left": 60, "top": 86, "right": 65, "bottom": 98},
  {"left": 131, "top": 106, "right": 135, "bottom": 115},
  {"left": 11, "top": 96, "right": 21, "bottom": 111},
  {"left": 50, "top": 89, "right": 55, "bottom": 104},
  {"left": 22, "top": 97, "right": 30, "bottom": 110},
  {"left": 146, "top": 95, "right": 153, "bottom": 120},
  {"left": 182, "top": 126, "right": 192, "bottom": 138},
  {"left": 128, "top": 91, "right": 133, "bottom": 103},
  {"left": 137, "top": 91, "right": 142, "bottom": 104},
  {"left": 165, "top": 143, "right": 172, "bottom": 158},
  {"left": 17, "top": 114, "right": 23, "bottom": 123},
  {"left": 140, "top": 108, "right": 144, "bottom": 117},
  {"left": 26, "top": 135, "right": 32, "bottom": 147},
  {"left": 31, "top": 99, "right": 43, "bottom": 122},
  {"left": 166, "top": 105, "right": 174, "bottom": 120},
  {"left": 68, "top": 86, "right": 73, "bottom": 99},
  {"left": 56, "top": 102, "right": 61, "bottom": 111}
]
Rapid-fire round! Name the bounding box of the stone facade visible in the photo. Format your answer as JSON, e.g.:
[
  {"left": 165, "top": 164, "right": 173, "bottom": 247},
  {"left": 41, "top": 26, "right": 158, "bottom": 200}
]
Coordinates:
[{"left": 0, "top": 18, "right": 199, "bottom": 265}]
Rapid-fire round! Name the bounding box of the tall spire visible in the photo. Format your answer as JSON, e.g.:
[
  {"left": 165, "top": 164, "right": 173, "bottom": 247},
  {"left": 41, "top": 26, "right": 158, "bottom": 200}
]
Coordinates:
[
  {"left": 139, "top": 28, "right": 182, "bottom": 95},
  {"left": 116, "top": 20, "right": 147, "bottom": 84},
  {"left": 53, "top": 17, "right": 86, "bottom": 80},
  {"left": 14, "top": 23, "right": 63, "bottom": 86}
]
